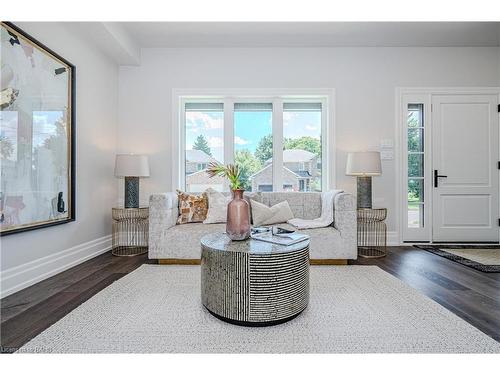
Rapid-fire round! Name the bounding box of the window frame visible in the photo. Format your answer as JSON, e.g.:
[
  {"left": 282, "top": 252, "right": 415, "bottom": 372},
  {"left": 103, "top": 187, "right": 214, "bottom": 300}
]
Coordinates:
[
  {"left": 172, "top": 89, "right": 334, "bottom": 193},
  {"left": 400, "top": 93, "right": 432, "bottom": 242}
]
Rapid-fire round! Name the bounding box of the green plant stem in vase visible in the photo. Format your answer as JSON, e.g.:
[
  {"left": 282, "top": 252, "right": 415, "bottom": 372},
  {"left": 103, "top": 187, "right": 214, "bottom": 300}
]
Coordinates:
[
  {"left": 207, "top": 162, "right": 250, "bottom": 240},
  {"left": 207, "top": 162, "right": 242, "bottom": 190}
]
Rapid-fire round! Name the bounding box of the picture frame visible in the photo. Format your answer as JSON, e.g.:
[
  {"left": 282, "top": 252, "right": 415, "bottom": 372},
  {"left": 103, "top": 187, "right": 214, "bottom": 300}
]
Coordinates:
[{"left": 0, "top": 22, "right": 76, "bottom": 235}]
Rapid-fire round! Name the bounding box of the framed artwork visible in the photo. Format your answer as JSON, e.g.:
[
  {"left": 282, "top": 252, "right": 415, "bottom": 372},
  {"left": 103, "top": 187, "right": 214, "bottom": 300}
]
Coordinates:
[{"left": 0, "top": 22, "right": 76, "bottom": 235}]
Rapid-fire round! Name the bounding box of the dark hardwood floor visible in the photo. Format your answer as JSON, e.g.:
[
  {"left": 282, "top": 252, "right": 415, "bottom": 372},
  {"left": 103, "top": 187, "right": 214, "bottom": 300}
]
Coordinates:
[{"left": 1, "top": 246, "right": 498, "bottom": 352}]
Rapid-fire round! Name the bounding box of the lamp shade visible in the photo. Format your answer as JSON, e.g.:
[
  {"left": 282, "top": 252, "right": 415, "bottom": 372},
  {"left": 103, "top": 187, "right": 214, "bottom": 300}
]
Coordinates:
[
  {"left": 346, "top": 151, "right": 382, "bottom": 176},
  {"left": 114, "top": 154, "right": 150, "bottom": 177}
]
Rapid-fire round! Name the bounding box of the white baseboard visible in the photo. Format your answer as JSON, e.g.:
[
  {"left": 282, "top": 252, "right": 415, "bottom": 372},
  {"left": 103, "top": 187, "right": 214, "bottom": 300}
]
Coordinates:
[
  {"left": 0, "top": 235, "right": 111, "bottom": 299},
  {"left": 387, "top": 231, "right": 400, "bottom": 246}
]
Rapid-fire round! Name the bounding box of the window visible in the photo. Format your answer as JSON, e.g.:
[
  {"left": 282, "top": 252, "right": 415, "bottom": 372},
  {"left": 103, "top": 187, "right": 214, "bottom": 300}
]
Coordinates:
[
  {"left": 179, "top": 95, "right": 328, "bottom": 192},
  {"left": 234, "top": 103, "right": 273, "bottom": 192},
  {"left": 258, "top": 184, "right": 273, "bottom": 192},
  {"left": 407, "top": 103, "right": 425, "bottom": 229},
  {"left": 184, "top": 103, "right": 224, "bottom": 192},
  {"left": 401, "top": 94, "right": 430, "bottom": 243},
  {"left": 283, "top": 102, "right": 322, "bottom": 192}
]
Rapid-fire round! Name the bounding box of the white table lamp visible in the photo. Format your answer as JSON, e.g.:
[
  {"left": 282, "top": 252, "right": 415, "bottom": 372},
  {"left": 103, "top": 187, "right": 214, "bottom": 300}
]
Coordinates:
[{"left": 346, "top": 151, "right": 382, "bottom": 209}]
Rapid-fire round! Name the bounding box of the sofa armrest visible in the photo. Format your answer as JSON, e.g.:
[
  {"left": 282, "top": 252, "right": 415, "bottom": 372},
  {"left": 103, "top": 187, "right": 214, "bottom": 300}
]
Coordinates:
[
  {"left": 150, "top": 193, "right": 178, "bottom": 229},
  {"left": 333, "top": 192, "right": 356, "bottom": 212},
  {"left": 332, "top": 193, "right": 357, "bottom": 253},
  {"left": 149, "top": 193, "right": 178, "bottom": 257},
  {"left": 332, "top": 192, "right": 356, "bottom": 231}
]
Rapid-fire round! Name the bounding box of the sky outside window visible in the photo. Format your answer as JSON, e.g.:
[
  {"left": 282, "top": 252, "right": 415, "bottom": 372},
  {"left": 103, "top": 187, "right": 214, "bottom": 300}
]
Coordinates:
[
  {"left": 234, "top": 106, "right": 273, "bottom": 191},
  {"left": 185, "top": 110, "right": 224, "bottom": 163}
]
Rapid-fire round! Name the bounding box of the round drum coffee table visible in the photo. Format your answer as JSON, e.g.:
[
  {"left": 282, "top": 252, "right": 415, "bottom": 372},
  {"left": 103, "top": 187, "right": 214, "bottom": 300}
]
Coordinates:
[{"left": 201, "top": 232, "right": 310, "bottom": 326}]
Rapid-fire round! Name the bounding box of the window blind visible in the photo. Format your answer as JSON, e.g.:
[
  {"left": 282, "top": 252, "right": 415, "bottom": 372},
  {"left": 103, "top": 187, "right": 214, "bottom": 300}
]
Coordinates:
[
  {"left": 408, "top": 103, "right": 423, "bottom": 111},
  {"left": 234, "top": 103, "right": 273, "bottom": 111},
  {"left": 283, "top": 102, "right": 322, "bottom": 111},
  {"left": 185, "top": 103, "right": 223, "bottom": 112}
]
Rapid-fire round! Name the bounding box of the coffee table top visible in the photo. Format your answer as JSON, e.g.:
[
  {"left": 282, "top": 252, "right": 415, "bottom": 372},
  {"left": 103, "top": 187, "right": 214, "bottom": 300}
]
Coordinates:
[{"left": 201, "top": 232, "right": 310, "bottom": 255}]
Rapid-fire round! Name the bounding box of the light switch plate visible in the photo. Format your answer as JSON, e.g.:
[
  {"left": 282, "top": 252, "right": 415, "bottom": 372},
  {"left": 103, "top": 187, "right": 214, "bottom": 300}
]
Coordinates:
[
  {"left": 381, "top": 150, "right": 394, "bottom": 160},
  {"left": 380, "top": 139, "right": 394, "bottom": 149}
]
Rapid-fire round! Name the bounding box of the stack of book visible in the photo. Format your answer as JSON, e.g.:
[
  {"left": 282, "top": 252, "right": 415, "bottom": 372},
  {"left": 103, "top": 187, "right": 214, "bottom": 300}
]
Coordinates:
[{"left": 251, "top": 226, "right": 309, "bottom": 246}]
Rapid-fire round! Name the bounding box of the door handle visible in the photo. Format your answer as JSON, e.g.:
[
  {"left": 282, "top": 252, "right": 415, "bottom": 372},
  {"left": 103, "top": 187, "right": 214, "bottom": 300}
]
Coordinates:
[{"left": 434, "top": 169, "right": 448, "bottom": 188}]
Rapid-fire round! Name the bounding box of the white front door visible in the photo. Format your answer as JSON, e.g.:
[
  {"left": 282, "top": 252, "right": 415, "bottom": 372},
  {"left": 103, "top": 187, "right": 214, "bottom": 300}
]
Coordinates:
[{"left": 432, "top": 94, "right": 499, "bottom": 242}]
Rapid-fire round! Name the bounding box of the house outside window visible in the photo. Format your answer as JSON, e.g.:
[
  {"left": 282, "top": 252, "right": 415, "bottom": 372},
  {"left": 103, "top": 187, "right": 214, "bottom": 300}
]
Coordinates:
[
  {"left": 197, "top": 163, "right": 208, "bottom": 171},
  {"left": 250, "top": 149, "right": 319, "bottom": 192}
]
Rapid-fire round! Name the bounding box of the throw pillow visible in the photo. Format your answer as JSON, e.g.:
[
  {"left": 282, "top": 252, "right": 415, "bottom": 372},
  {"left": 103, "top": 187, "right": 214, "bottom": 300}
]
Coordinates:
[
  {"left": 204, "top": 188, "right": 231, "bottom": 224},
  {"left": 243, "top": 191, "right": 262, "bottom": 224},
  {"left": 251, "top": 199, "right": 294, "bottom": 227},
  {"left": 176, "top": 190, "right": 208, "bottom": 224}
]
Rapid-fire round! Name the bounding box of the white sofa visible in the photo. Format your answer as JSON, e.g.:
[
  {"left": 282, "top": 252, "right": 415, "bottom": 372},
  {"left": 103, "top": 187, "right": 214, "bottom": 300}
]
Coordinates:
[{"left": 149, "top": 191, "right": 357, "bottom": 263}]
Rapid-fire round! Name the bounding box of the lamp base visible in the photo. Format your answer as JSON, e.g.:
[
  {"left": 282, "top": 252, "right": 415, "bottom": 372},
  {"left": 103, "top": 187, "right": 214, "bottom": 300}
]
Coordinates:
[
  {"left": 357, "top": 176, "right": 372, "bottom": 209},
  {"left": 124, "top": 177, "right": 140, "bottom": 208}
]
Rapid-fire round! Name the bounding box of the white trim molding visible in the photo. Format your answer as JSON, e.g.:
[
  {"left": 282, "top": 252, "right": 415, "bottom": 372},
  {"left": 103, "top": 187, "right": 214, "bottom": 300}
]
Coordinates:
[{"left": 0, "top": 235, "right": 112, "bottom": 298}]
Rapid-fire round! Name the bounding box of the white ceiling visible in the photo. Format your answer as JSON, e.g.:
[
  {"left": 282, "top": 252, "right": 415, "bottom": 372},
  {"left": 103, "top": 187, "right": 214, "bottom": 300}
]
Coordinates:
[{"left": 118, "top": 22, "right": 500, "bottom": 48}]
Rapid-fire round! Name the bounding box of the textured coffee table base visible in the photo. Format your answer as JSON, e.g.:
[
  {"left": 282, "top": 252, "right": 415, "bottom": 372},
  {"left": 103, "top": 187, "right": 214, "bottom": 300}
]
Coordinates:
[
  {"left": 205, "top": 308, "right": 305, "bottom": 327},
  {"left": 201, "top": 233, "right": 310, "bottom": 326}
]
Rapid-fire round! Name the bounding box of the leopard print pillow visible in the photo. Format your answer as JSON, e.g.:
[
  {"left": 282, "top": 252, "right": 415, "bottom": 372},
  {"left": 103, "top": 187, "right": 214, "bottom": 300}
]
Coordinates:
[{"left": 176, "top": 190, "right": 209, "bottom": 224}]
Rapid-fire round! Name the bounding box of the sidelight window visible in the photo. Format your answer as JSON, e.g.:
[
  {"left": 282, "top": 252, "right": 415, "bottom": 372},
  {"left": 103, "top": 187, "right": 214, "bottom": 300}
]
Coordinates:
[{"left": 407, "top": 103, "right": 425, "bottom": 228}]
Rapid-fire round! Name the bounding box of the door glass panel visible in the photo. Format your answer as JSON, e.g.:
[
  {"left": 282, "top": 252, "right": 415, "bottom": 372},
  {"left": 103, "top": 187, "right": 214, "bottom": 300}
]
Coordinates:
[
  {"left": 408, "top": 128, "right": 424, "bottom": 152},
  {"left": 408, "top": 179, "right": 424, "bottom": 203},
  {"left": 408, "top": 154, "right": 423, "bottom": 177},
  {"left": 408, "top": 204, "right": 424, "bottom": 228},
  {"left": 408, "top": 104, "right": 424, "bottom": 127}
]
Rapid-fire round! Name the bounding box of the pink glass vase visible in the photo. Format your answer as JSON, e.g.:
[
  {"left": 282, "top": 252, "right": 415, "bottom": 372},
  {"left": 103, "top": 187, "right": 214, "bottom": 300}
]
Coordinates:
[{"left": 226, "top": 189, "right": 251, "bottom": 241}]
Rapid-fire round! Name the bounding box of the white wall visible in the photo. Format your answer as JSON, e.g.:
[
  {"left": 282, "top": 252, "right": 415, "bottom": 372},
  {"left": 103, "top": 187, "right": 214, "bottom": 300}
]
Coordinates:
[
  {"left": 0, "top": 23, "right": 119, "bottom": 297},
  {"left": 118, "top": 47, "right": 500, "bottom": 236}
]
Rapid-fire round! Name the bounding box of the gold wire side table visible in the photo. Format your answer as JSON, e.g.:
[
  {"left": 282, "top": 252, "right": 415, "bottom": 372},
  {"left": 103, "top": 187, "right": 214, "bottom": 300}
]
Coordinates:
[
  {"left": 112, "top": 207, "right": 149, "bottom": 257},
  {"left": 357, "top": 208, "right": 387, "bottom": 258}
]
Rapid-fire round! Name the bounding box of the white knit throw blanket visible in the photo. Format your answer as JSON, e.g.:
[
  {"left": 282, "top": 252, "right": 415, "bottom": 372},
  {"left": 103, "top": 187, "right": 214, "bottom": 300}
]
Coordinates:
[{"left": 287, "top": 190, "right": 343, "bottom": 229}]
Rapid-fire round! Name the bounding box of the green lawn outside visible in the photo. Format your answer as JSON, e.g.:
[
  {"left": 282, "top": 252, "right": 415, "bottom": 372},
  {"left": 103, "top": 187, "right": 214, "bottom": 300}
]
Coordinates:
[{"left": 408, "top": 196, "right": 420, "bottom": 211}]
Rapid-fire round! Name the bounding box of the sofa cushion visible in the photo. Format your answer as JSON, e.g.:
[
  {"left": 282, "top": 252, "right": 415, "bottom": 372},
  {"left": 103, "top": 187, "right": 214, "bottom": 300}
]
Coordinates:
[
  {"left": 204, "top": 188, "right": 230, "bottom": 224},
  {"left": 150, "top": 221, "right": 347, "bottom": 260},
  {"left": 261, "top": 192, "right": 322, "bottom": 219},
  {"left": 202, "top": 190, "right": 263, "bottom": 224},
  {"left": 157, "top": 223, "right": 226, "bottom": 259},
  {"left": 276, "top": 223, "right": 347, "bottom": 259},
  {"left": 243, "top": 191, "right": 262, "bottom": 224},
  {"left": 175, "top": 190, "right": 208, "bottom": 224},
  {"left": 251, "top": 199, "right": 294, "bottom": 226}
]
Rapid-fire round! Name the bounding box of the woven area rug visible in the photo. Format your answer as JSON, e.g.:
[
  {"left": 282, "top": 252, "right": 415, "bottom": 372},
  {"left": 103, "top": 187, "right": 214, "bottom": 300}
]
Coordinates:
[
  {"left": 414, "top": 245, "right": 500, "bottom": 273},
  {"left": 18, "top": 265, "right": 500, "bottom": 353}
]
